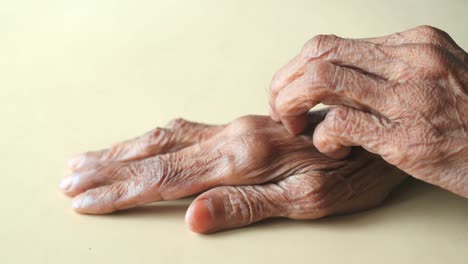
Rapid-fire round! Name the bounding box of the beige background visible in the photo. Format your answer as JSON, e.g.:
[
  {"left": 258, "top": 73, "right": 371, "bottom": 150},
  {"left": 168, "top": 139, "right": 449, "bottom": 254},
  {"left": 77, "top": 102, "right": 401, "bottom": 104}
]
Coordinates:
[{"left": 1, "top": 0, "right": 467, "bottom": 263}]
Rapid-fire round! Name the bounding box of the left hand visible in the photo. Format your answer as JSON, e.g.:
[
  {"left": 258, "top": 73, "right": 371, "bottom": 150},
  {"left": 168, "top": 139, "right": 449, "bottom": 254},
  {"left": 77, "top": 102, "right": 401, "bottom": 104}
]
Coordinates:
[{"left": 61, "top": 112, "right": 406, "bottom": 233}]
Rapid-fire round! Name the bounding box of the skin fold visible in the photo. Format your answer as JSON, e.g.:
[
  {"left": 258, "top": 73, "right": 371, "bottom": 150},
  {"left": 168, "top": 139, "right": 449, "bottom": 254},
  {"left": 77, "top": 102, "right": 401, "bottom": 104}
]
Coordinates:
[
  {"left": 61, "top": 111, "right": 407, "bottom": 234},
  {"left": 268, "top": 25, "right": 468, "bottom": 198}
]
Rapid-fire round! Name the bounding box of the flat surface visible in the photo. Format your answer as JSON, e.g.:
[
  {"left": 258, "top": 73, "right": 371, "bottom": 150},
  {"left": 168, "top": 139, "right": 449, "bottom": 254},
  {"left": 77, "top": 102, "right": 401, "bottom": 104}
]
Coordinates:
[{"left": 1, "top": 1, "right": 467, "bottom": 263}]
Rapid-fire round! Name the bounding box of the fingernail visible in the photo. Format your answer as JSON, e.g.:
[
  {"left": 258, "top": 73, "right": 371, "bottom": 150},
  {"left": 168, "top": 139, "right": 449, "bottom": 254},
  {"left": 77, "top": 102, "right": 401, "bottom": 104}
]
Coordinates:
[
  {"left": 72, "top": 196, "right": 83, "bottom": 209},
  {"left": 59, "top": 177, "right": 73, "bottom": 191},
  {"left": 186, "top": 199, "right": 215, "bottom": 233},
  {"left": 68, "top": 155, "right": 84, "bottom": 169}
]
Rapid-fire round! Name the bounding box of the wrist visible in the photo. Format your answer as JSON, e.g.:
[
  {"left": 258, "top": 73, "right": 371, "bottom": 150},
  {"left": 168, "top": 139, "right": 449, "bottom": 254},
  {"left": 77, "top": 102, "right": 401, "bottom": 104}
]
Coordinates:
[{"left": 443, "top": 139, "right": 468, "bottom": 198}]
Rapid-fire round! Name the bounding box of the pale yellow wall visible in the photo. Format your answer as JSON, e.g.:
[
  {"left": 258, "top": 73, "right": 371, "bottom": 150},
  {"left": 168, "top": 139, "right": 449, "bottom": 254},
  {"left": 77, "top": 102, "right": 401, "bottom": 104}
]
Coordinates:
[{"left": 1, "top": 1, "right": 467, "bottom": 264}]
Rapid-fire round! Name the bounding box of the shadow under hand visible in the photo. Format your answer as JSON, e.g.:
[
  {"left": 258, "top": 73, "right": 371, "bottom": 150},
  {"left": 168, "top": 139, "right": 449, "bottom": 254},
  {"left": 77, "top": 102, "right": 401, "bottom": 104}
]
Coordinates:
[
  {"left": 208, "top": 178, "right": 468, "bottom": 237},
  {"left": 106, "top": 198, "right": 193, "bottom": 220},
  {"left": 93, "top": 179, "right": 467, "bottom": 236}
]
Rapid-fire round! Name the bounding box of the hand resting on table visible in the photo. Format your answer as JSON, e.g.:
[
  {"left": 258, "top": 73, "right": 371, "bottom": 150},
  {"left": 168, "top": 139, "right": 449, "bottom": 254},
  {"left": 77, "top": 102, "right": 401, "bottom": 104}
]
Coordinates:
[{"left": 61, "top": 111, "right": 407, "bottom": 233}]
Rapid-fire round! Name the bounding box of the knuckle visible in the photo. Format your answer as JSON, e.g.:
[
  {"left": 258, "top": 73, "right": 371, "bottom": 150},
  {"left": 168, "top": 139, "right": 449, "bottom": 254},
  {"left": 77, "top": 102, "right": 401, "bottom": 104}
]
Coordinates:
[
  {"left": 226, "top": 134, "right": 273, "bottom": 181},
  {"left": 325, "top": 107, "right": 351, "bottom": 134},
  {"left": 108, "top": 182, "right": 128, "bottom": 203},
  {"left": 116, "top": 163, "right": 140, "bottom": 179},
  {"left": 240, "top": 134, "right": 272, "bottom": 160},
  {"left": 411, "top": 26, "right": 456, "bottom": 52},
  {"left": 148, "top": 127, "right": 171, "bottom": 151},
  {"left": 134, "top": 156, "right": 175, "bottom": 197},
  {"left": 305, "top": 61, "right": 333, "bottom": 85},
  {"left": 229, "top": 115, "right": 262, "bottom": 132},
  {"left": 415, "top": 25, "right": 445, "bottom": 40},
  {"left": 275, "top": 62, "right": 333, "bottom": 118},
  {"left": 232, "top": 188, "right": 255, "bottom": 224},
  {"left": 302, "top": 34, "right": 338, "bottom": 57},
  {"left": 229, "top": 186, "right": 280, "bottom": 224},
  {"left": 126, "top": 157, "right": 174, "bottom": 188},
  {"left": 218, "top": 187, "right": 256, "bottom": 225},
  {"left": 148, "top": 156, "right": 171, "bottom": 184},
  {"left": 275, "top": 96, "right": 299, "bottom": 117},
  {"left": 269, "top": 71, "right": 283, "bottom": 93},
  {"left": 223, "top": 119, "right": 275, "bottom": 181},
  {"left": 166, "top": 117, "right": 188, "bottom": 129}
]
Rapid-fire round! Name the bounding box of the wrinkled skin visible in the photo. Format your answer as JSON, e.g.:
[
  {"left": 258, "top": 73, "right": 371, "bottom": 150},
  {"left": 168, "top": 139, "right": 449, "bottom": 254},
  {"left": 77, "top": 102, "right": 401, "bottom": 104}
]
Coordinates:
[
  {"left": 61, "top": 112, "right": 406, "bottom": 233},
  {"left": 268, "top": 25, "right": 468, "bottom": 198}
]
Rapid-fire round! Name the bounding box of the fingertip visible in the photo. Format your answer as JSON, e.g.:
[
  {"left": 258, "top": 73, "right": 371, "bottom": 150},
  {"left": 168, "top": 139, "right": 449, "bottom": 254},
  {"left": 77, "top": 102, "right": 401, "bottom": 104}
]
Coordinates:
[
  {"left": 59, "top": 176, "right": 73, "bottom": 192},
  {"left": 71, "top": 195, "right": 86, "bottom": 213},
  {"left": 324, "top": 146, "right": 352, "bottom": 159},
  {"left": 268, "top": 104, "right": 280, "bottom": 122},
  {"left": 71, "top": 193, "right": 100, "bottom": 214},
  {"left": 60, "top": 173, "right": 88, "bottom": 197},
  {"left": 314, "top": 137, "right": 351, "bottom": 160},
  {"left": 185, "top": 198, "right": 215, "bottom": 234},
  {"left": 313, "top": 121, "right": 351, "bottom": 159},
  {"left": 282, "top": 115, "right": 309, "bottom": 135}
]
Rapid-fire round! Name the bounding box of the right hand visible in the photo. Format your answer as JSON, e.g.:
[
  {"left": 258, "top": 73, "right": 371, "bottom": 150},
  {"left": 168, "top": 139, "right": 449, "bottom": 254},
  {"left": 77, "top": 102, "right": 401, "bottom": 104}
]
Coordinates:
[{"left": 268, "top": 26, "right": 468, "bottom": 197}]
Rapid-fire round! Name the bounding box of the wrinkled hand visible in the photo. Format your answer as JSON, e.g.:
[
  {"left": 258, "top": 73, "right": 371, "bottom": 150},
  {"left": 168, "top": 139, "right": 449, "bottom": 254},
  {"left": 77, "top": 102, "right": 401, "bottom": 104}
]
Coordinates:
[
  {"left": 268, "top": 25, "right": 468, "bottom": 197},
  {"left": 61, "top": 113, "right": 406, "bottom": 233}
]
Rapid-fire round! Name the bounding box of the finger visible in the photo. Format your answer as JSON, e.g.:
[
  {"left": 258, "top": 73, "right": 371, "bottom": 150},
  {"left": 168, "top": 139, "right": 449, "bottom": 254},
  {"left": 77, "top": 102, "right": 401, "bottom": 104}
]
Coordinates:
[
  {"left": 275, "top": 108, "right": 331, "bottom": 136},
  {"left": 301, "top": 35, "right": 395, "bottom": 78},
  {"left": 72, "top": 180, "right": 153, "bottom": 214},
  {"left": 280, "top": 114, "right": 310, "bottom": 135},
  {"left": 281, "top": 163, "right": 407, "bottom": 220},
  {"left": 60, "top": 163, "right": 130, "bottom": 197},
  {"left": 313, "top": 106, "right": 391, "bottom": 159},
  {"left": 185, "top": 184, "right": 289, "bottom": 234},
  {"left": 325, "top": 159, "right": 408, "bottom": 215},
  {"left": 268, "top": 34, "right": 395, "bottom": 123},
  {"left": 269, "top": 54, "right": 314, "bottom": 121},
  {"left": 268, "top": 35, "right": 384, "bottom": 110},
  {"left": 275, "top": 61, "right": 387, "bottom": 135},
  {"left": 268, "top": 26, "right": 462, "bottom": 119},
  {"left": 70, "top": 142, "right": 238, "bottom": 214},
  {"left": 68, "top": 118, "right": 223, "bottom": 171}
]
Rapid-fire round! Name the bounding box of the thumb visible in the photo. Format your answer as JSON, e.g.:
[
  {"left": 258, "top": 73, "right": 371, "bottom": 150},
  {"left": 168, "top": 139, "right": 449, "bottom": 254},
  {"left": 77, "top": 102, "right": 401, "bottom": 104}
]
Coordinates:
[
  {"left": 185, "top": 184, "right": 287, "bottom": 234},
  {"left": 313, "top": 106, "right": 390, "bottom": 159}
]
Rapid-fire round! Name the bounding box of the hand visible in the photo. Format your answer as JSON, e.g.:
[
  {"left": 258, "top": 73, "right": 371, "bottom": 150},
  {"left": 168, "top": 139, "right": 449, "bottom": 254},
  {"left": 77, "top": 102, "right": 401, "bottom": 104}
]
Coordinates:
[
  {"left": 61, "top": 112, "right": 406, "bottom": 233},
  {"left": 268, "top": 25, "right": 468, "bottom": 197}
]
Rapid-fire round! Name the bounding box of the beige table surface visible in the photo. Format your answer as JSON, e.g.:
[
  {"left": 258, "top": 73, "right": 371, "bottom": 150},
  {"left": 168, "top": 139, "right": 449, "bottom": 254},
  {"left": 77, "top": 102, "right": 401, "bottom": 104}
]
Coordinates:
[{"left": 1, "top": 0, "right": 467, "bottom": 263}]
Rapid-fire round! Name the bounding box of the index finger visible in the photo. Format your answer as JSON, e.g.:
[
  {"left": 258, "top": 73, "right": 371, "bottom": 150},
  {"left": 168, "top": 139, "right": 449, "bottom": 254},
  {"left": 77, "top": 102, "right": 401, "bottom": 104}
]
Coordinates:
[
  {"left": 269, "top": 53, "right": 314, "bottom": 121},
  {"left": 268, "top": 34, "right": 399, "bottom": 122},
  {"left": 70, "top": 150, "right": 226, "bottom": 214},
  {"left": 70, "top": 135, "right": 260, "bottom": 214}
]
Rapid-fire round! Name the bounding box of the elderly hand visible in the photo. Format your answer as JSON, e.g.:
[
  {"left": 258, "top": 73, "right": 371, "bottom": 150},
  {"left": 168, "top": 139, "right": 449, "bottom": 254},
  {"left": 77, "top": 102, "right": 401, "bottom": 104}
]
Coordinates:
[
  {"left": 268, "top": 25, "right": 468, "bottom": 198},
  {"left": 61, "top": 112, "right": 406, "bottom": 233}
]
